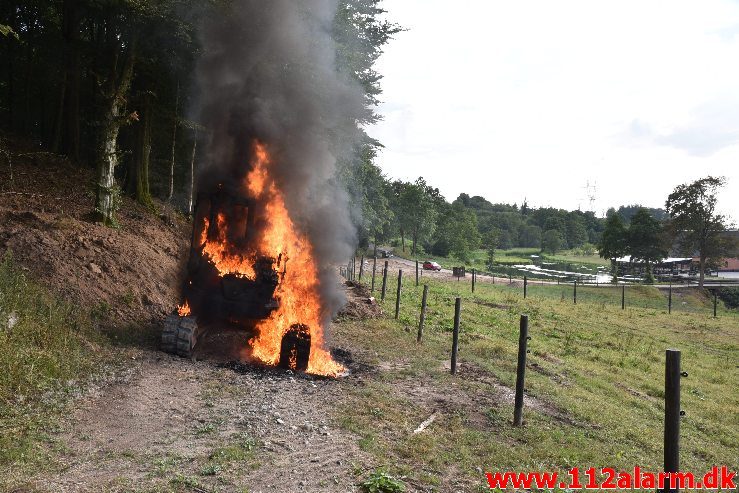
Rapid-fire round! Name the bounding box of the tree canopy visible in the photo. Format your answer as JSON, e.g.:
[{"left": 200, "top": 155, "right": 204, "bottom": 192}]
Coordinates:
[
  {"left": 665, "top": 176, "right": 737, "bottom": 287},
  {"left": 627, "top": 208, "right": 667, "bottom": 283}
]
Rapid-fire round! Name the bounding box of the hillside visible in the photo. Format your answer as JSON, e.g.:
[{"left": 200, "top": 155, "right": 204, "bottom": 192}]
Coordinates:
[{"left": 0, "top": 134, "right": 190, "bottom": 327}]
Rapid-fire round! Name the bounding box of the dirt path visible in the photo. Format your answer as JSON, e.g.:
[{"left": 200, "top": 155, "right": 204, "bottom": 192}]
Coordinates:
[{"left": 30, "top": 350, "right": 370, "bottom": 493}]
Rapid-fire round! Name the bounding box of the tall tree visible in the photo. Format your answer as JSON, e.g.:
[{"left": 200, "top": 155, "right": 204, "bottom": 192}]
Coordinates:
[
  {"left": 484, "top": 229, "right": 500, "bottom": 269},
  {"left": 519, "top": 224, "right": 542, "bottom": 248},
  {"left": 93, "top": 18, "right": 138, "bottom": 225},
  {"left": 598, "top": 213, "right": 628, "bottom": 282},
  {"left": 627, "top": 208, "right": 667, "bottom": 283},
  {"left": 435, "top": 203, "right": 480, "bottom": 262},
  {"left": 394, "top": 178, "right": 438, "bottom": 255},
  {"left": 665, "top": 176, "right": 736, "bottom": 288},
  {"left": 565, "top": 212, "right": 588, "bottom": 248},
  {"left": 542, "top": 229, "right": 563, "bottom": 254}
]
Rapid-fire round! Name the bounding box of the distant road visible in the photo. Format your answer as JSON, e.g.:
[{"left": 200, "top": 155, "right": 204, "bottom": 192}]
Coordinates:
[{"left": 372, "top": 256, "right": 739, "bottom": 289}]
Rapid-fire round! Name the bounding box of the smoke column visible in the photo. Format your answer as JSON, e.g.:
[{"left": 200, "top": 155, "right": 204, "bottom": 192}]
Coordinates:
[{"left": 194, "top": 0, "right": 363, "bottom": 320}]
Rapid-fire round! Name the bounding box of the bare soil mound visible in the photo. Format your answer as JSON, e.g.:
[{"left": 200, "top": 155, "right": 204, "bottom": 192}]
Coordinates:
[
  {"left": 337, "top": 280, "right": 383, "bottom": 320},
  {"left": 0, "top": 135, "right": 190, "bottom": 328}
]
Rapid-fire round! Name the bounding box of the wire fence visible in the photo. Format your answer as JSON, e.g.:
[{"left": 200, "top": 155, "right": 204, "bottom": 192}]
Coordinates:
[{"left": 343, "top": 257, "right": 735, "bottom": 320}]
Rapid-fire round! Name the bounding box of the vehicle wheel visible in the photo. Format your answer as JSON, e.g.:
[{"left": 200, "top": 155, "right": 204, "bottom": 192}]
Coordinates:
[
  {"left": 162, "top": 313, "right": 199, "bottom": 358},
  {"left": 278, "top": 323, "right": 311, "bottom": 372}
]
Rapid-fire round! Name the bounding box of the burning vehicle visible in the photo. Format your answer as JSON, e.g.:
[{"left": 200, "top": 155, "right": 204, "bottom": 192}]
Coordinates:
[{"left": 162, "top": 142, "right": 344, "bottom": 377}]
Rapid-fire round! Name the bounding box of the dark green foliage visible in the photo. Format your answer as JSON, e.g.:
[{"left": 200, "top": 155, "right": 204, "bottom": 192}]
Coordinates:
[
  {"left": 434, "top": 203, "right": 481, "bottom": 262},
  {"left": 542, "top": 229, "right": 563, "bottom": 253},
  {"left": 599, "top": 213, "right": 628, "bottom": 280},
  {"left": 361, "top": 470, "right": 405, "bottom": 493},
  {"left": 717, "top": 288, "right": 739, "bottom": 309},
  {"left": 484, "top": 229, "right": 500, "bottom": 268},
  {"left": 665, "top": 176, "right": 737, "bottom": 287},
  {"left": 608, "top": 204, "right": 669, "bottom": 223},
  {"left": 519, "top": 224, "right": 542, "bottom": 248},
  {"left": 0, "top": 0, "right": 203, "bottom": 223},
  {"left": 565, "top": 213, "right": 588, "bottom": 248},
  {"left": 391, "top": 178, "right": 438, "bottom": 255},
  {"left": 627, "top": 208, "right": 667, "bottom": 283}
]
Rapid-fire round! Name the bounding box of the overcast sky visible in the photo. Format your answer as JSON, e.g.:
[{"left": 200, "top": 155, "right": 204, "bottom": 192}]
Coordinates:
[{"left": 367, "top": 0, "right": 739, "bottom": 220}]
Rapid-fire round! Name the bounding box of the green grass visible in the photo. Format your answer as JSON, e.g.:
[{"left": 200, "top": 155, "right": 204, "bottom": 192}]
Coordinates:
[
  {"left": 543, "top": 250, "right": 611, "bottom": 267},
  {"left": 0, "top": 254, "right": 106, "bottom": 478},
  {"left": 336, "top": 271, "right": 738, "bottom": 489}
]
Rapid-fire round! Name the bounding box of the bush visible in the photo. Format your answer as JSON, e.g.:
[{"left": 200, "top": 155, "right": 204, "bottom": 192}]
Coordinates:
[
  {"left": 431, "top": 238, "right": 450, "bottom": 257},
  {"left": 361, "top": 470, "right": 405, "bottom": 493},
  {"left": 717, "top": 288, "right": 739, "bottom": 309}
]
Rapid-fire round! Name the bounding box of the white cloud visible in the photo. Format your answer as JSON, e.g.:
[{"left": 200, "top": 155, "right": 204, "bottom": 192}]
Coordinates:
[{"left": 368, "top": 0, "right": 739, "bottom": 220}]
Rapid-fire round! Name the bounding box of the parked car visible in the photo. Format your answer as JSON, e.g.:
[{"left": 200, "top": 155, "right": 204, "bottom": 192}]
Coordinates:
[
  {"left": 379, "top": 249, "right": 393, "bottom": 258},
  {"left": 423, "top": 260, "right": 442, "bottom": 271}
]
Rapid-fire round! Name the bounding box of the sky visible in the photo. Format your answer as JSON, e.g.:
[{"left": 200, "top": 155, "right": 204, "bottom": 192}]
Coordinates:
[{"left": 367, "top": 0, "right": 739, "bottom": 220}]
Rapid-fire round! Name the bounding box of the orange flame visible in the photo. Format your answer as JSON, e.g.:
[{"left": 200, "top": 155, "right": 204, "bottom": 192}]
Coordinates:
[
  {"left": 200, "top": 214, "right": 257, "bottom": 279},
  {"left": 245, "top": 142, "right": 345, "bottom": 377},
  {"left": 178, "top": 300, "right": 191, "bottom": 317}
]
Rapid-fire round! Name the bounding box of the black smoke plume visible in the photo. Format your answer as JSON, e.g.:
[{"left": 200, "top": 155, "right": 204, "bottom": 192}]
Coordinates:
[{"left": 194, "top": 0, "right": 363, "bottom": 319}]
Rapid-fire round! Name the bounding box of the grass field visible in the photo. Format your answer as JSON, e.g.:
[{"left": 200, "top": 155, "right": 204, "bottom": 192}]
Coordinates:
[
  {"left": 335, "top": 268, "right": 738, "bottom": 489},
  {"left": 0, "top": 255, "right": 109, "bottom": 473}
]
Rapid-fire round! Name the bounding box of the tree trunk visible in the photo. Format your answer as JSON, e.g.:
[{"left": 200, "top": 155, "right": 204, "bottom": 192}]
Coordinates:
[
  {"left": 5, "top": 10, "right": 16, "bottom": 129},
  {"left": 22, "top": 42, "right": 32, "bottom": 135},
  {"left": 400, "top": 227, "right": 405, "bottom": 252},
  {"left": 168, "top": 81, "right": 179, "bottom": 201},
  {"left": 411, "top": 229, "right": 417, "bottom": 255},
  {"left": 133, "top": 93, "right": 153, "bottom": 209},
  {"left": 95, "top": 112, "right": 123, "bottom": 224},
  {"left": 644, "top": 262, "right": 654, "bottom": 284},
  {"left": 62, "top": 0, "right": 82, "bottom": 162},
  {"left": 610, "top": 258, "right": 618, "bottom": 283},
  {"left": 187, "top": 133, "right": 197, "bottom": 215},
  {"left": 94, "top": 32, "right": 137, "bottom": 225},
  {"left": 52, "top": 72, "right": 67, "bottom": 153}
]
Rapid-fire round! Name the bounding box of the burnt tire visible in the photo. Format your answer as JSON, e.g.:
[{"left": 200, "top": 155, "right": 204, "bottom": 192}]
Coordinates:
[{"left": 161, "top": 313, "right": 198, "bottom": 358}]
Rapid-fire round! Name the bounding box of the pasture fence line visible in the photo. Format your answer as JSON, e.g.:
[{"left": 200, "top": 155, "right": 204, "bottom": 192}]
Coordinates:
[
  {"left": 343, "top": 256, "right": 730, "bottom": 319},
  {"left": 342, "top": 257, "right": 701, "bottom": 480}
]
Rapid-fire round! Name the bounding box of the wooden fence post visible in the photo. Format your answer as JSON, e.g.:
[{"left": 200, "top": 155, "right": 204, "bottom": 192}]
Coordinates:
[
  {"left": 472, "top": 268, "right": 476, "bottom": 293},
  {"left": 415, "top": 260, "right": 419, "bottom": 287},
  {"left": 523, "top": 275, "right": 527, "bottom": 299},
  {"left": 371, "top": 256, "right": 377, "bottom": 292},
  {"left": 394, "top": 269, "right": 403, "bottom": 320},
  {"left": 664, "top": 349, "right": 685, "bottom": 493},
  {"left": 358, "top": 255, "right": 364, "bottom": 281},
  {"left": 668, "top": 282, "right": 672, "bottom": 314},
  {"left": 417, "top": 284, "right": 429, "bottom": 342},
  {"left": 381, "top": 260, "right": 389, "bottom": 301},
  {"left": 573, "top": 280, "right": 577, "bottom": 304},
  {"left": 513, "top": 314, "right": 529, "bottom": 426},
  {"left": 622, "top": 284, "right": 625, "bottom": 310},
  {"left": 713, "top": 291, "right": 718, "bottom": 318},
  {"left": 450, "top": 297, "right": 461, "bottom": 375}
]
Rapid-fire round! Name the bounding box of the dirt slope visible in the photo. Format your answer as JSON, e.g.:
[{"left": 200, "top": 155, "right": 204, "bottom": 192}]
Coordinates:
[{"left": 0, "top": 135, "right": 190, "bottom": 327}]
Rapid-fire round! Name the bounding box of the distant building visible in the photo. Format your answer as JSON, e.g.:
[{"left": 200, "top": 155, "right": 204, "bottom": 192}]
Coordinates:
[
  {"left": 715, "top": 231, "right": 739, "bottom": 272},
  {"left": 616, "top": 231, "right": 739, "bottom": 278},
  {"left": 616, "top": 256, "right": 694, "bottom": 277}
]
